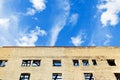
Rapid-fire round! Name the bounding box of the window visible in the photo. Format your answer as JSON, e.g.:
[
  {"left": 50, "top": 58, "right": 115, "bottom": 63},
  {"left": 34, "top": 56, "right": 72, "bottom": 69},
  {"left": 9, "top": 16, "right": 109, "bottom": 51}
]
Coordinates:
[
  {"left": 0, "top": 60, "right": 7, "bottom": 67},
  {"left": 20, "top": 73, "right": 30, "bottom": 80},
  {"left": 32, "top": 60, "right": 40, "bottom": 67},
  {"left": 53, "top": 60, "right": 61, "bottom": 66},
  {"left": 22, "top": 60, "right": 31, "bottom": 67},
  {"left": 82, "top": 60, "right": 89, "bottom": 66},
  {"left": 84, "top": 73, "right": 94, "bottom": 80},
  {"left": 52, "top": 73, "right": 62, "bottom": 80},
  {"left": 92, "top": 60, "right": 97, "bottom": 66},
  {"left": 107, "top": 59, "right": 116, "bottom": 66},
  {"left": 73, "top": 60, "right": 79, "bottom": 66},
  {"left": 114, "top": 73, "right": 120, "bottom": 80}
]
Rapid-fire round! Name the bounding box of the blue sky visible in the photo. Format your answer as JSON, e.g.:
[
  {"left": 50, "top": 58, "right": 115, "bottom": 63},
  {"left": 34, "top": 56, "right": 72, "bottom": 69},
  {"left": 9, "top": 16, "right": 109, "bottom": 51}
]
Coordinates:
[{"left": 0, "top": 0, "right": 120, "bottom": 46}]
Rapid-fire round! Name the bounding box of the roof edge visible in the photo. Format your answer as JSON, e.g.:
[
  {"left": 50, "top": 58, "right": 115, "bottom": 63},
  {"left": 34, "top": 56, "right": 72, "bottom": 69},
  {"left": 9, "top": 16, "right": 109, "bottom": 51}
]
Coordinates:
[{"left": 1, "top": 46, "right": 120, "bottom": 48}]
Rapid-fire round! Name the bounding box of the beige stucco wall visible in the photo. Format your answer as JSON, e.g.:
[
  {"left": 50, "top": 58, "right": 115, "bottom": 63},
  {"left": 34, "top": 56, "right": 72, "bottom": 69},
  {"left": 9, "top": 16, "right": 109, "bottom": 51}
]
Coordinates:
[{"left": 0, "top": 47, "right": 120, "bottom": 80}]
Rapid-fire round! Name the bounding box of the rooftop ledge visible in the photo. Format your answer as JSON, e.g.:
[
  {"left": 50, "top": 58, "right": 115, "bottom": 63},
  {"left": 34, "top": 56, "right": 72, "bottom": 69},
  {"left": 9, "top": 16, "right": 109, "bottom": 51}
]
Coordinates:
[{"left": 1, "top": 46, "right": 120, "bottom": 48}]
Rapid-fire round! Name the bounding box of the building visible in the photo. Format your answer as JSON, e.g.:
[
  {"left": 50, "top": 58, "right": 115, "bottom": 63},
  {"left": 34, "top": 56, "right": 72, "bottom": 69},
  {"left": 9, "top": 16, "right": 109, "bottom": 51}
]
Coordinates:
[{"left": 0, "top": 46, "right": 120, "bottom": 80}]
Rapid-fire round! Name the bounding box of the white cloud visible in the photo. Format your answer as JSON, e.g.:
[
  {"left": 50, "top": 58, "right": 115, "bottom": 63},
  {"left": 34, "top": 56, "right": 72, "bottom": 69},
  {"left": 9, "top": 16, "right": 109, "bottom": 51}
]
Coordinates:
[
  {"left": 30, "top": 0, "right": 46, "bottom": 11},
  {"left": 71, "top": 36, "right": 83, "bottom": 46},
  {"left": 0, "top": 15, "right": 18, "bottom": 30},
  {"left": 0, "top": 16, "right": 19, "bottom": 46},
  {"left": 69, "top": 13, "right": 79, "bottom": 26},
  {"left": 49, "top": 0, "right": 70, "bottom": 46},
  {"left": 26, "top": 8, "right": 36, "bottom": 15},
  {"left": 16, "top": 26, "right": 47, "bottom": 46},
  {"left": 0, "top": 0, "right": 47, "bottom": 46},
  {"left": 97, "top": 0, "right": 120, "bottom": 26},
  {"left": 0, "top": 18, "right": 10, "bottom": 28},
  {"left": 27, "top": 0, "right": 46, "bottom": 15},
  {"left": 71, "top": 32, "right": 86, "bottom": 46}
]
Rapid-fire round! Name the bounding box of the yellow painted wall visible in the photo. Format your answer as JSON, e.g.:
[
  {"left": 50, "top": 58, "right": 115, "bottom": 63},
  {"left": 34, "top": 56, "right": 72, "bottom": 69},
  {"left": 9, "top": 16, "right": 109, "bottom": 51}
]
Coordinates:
[{"left": 0, "top": 47, "right": 120, "bottom": 80}]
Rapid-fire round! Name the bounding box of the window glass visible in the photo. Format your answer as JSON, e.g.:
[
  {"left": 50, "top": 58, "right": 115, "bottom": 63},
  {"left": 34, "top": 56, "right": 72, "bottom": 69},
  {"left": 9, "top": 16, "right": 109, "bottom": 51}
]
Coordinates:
[
  {"left": 92, "top": 60, "right": 97, "bottom": 66},
  {"left": 73, "top": 60, "right": 79, "bottom": 66},
  {"left": 52, "top": 73, "right": 62, "bottom": 80},
  {"left": 53, "top": 60, "right": 61, "bottom": 66},
  {"left": 22, "top": 60, "right": 31, "bottom": 67},
  {"left": 114, "top": 73, "right": 120, "bottom": 80},
  {"left": 107, "top": 59, "right": 116, "bottom": 66},
  {"left": 32, "top": 60, "right": 40, "bottom": 67},
  {"left": 0, "top": 60, "right": 7, "bottom": 67},
  {"left": 84, "top": 73, "right": 94, "bottom": 80},
  {"left": 20, "top": 73, "right": 30, "bottom": 80},
  {"left": 82, "top": 60, "right": 89, "bottom": 66}
]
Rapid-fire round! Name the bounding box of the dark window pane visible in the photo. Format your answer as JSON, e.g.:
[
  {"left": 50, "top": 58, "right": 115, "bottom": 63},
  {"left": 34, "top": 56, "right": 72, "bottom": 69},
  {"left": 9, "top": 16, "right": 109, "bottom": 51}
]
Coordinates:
[
  {"left": 92, "top": 60, "right": 97, "bottom": 66},
  {"left": 73, "top": 60, "right": 79, "bottom": 66},
  {"left": 22, "top": 60, "right": 31, "bottom": 67},
  {"left": 20, "top": 73, "right": 30, "bottom": 80},
  {"left": 114, "top": 73, "right": 120, "bottom": 80},
  {"left": 52, "top": 73, "right": 62, "bottom": 80},
  {"left": 107, "top": 59, "right": 116, "bottom": 66},
  {"left": 82, "top": 60, "right": 89, "bottom": 66},
  {"left": 84, "top": 73, "right": 94, "bottom": 80},
  {"left": 53, "top": 60, "right": 61, "bottom": 67},
  {"left": 0, "top": 60, "right": 7, "bottom": 67},
  {"left": 32, "top": 60, "right": 40, "bottom": 67}
]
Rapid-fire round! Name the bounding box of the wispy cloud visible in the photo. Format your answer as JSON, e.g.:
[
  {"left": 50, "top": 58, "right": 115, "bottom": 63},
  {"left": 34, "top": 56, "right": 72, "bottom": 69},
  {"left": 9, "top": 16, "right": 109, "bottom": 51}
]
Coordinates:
[
  {"left": 97, "top": 0, "right": 120, "bottom": 27},
  {"left": 89, "top": 28, "right": 112, "bottom": 46},
  {"left": 0, "top": 15, "right": 20, "bottom": 46},
  {"left": 26, "top": 8, "right": 36, "bottom": 15},
  {"left": 49, "top": 0, "right": 70, "bottom": 46},
  {"left": 16, "top": 26, "right": 47, "bottom": 46},
  {"left": 0, "top": 0, "right": 47, "bottom": 46},
  {"left": 103, "top": 34, "right": 112, "bottom": 45},
  {"left": 90, "top": 0, "right": 116, "bottom": 46},
  {"left": 27, "top": 0, "right": 47, "bottom": 15},
  {"left": 0, "top": 0, "right": 21, "bottom": 46},
  {"left": 71, "top": 36, "right": 83, "bottom": 46},
  {"left": 0, "top": 18, "right": 10, "bottom": 29},
  {"left": 69, "top": 13, "right": 79, "bottom": 26},
  {"left": 71, "top": 31, "right": 86, "bottom": 46},
  {"left": 0, "top": 0, "right": 4, "bottom": 12}
]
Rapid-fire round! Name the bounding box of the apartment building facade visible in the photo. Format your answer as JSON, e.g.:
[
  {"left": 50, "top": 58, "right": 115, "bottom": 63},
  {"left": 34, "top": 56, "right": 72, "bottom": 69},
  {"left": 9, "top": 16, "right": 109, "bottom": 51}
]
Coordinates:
[{"left": 0, "top": 47, "right": 120, "bottom": 80}]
